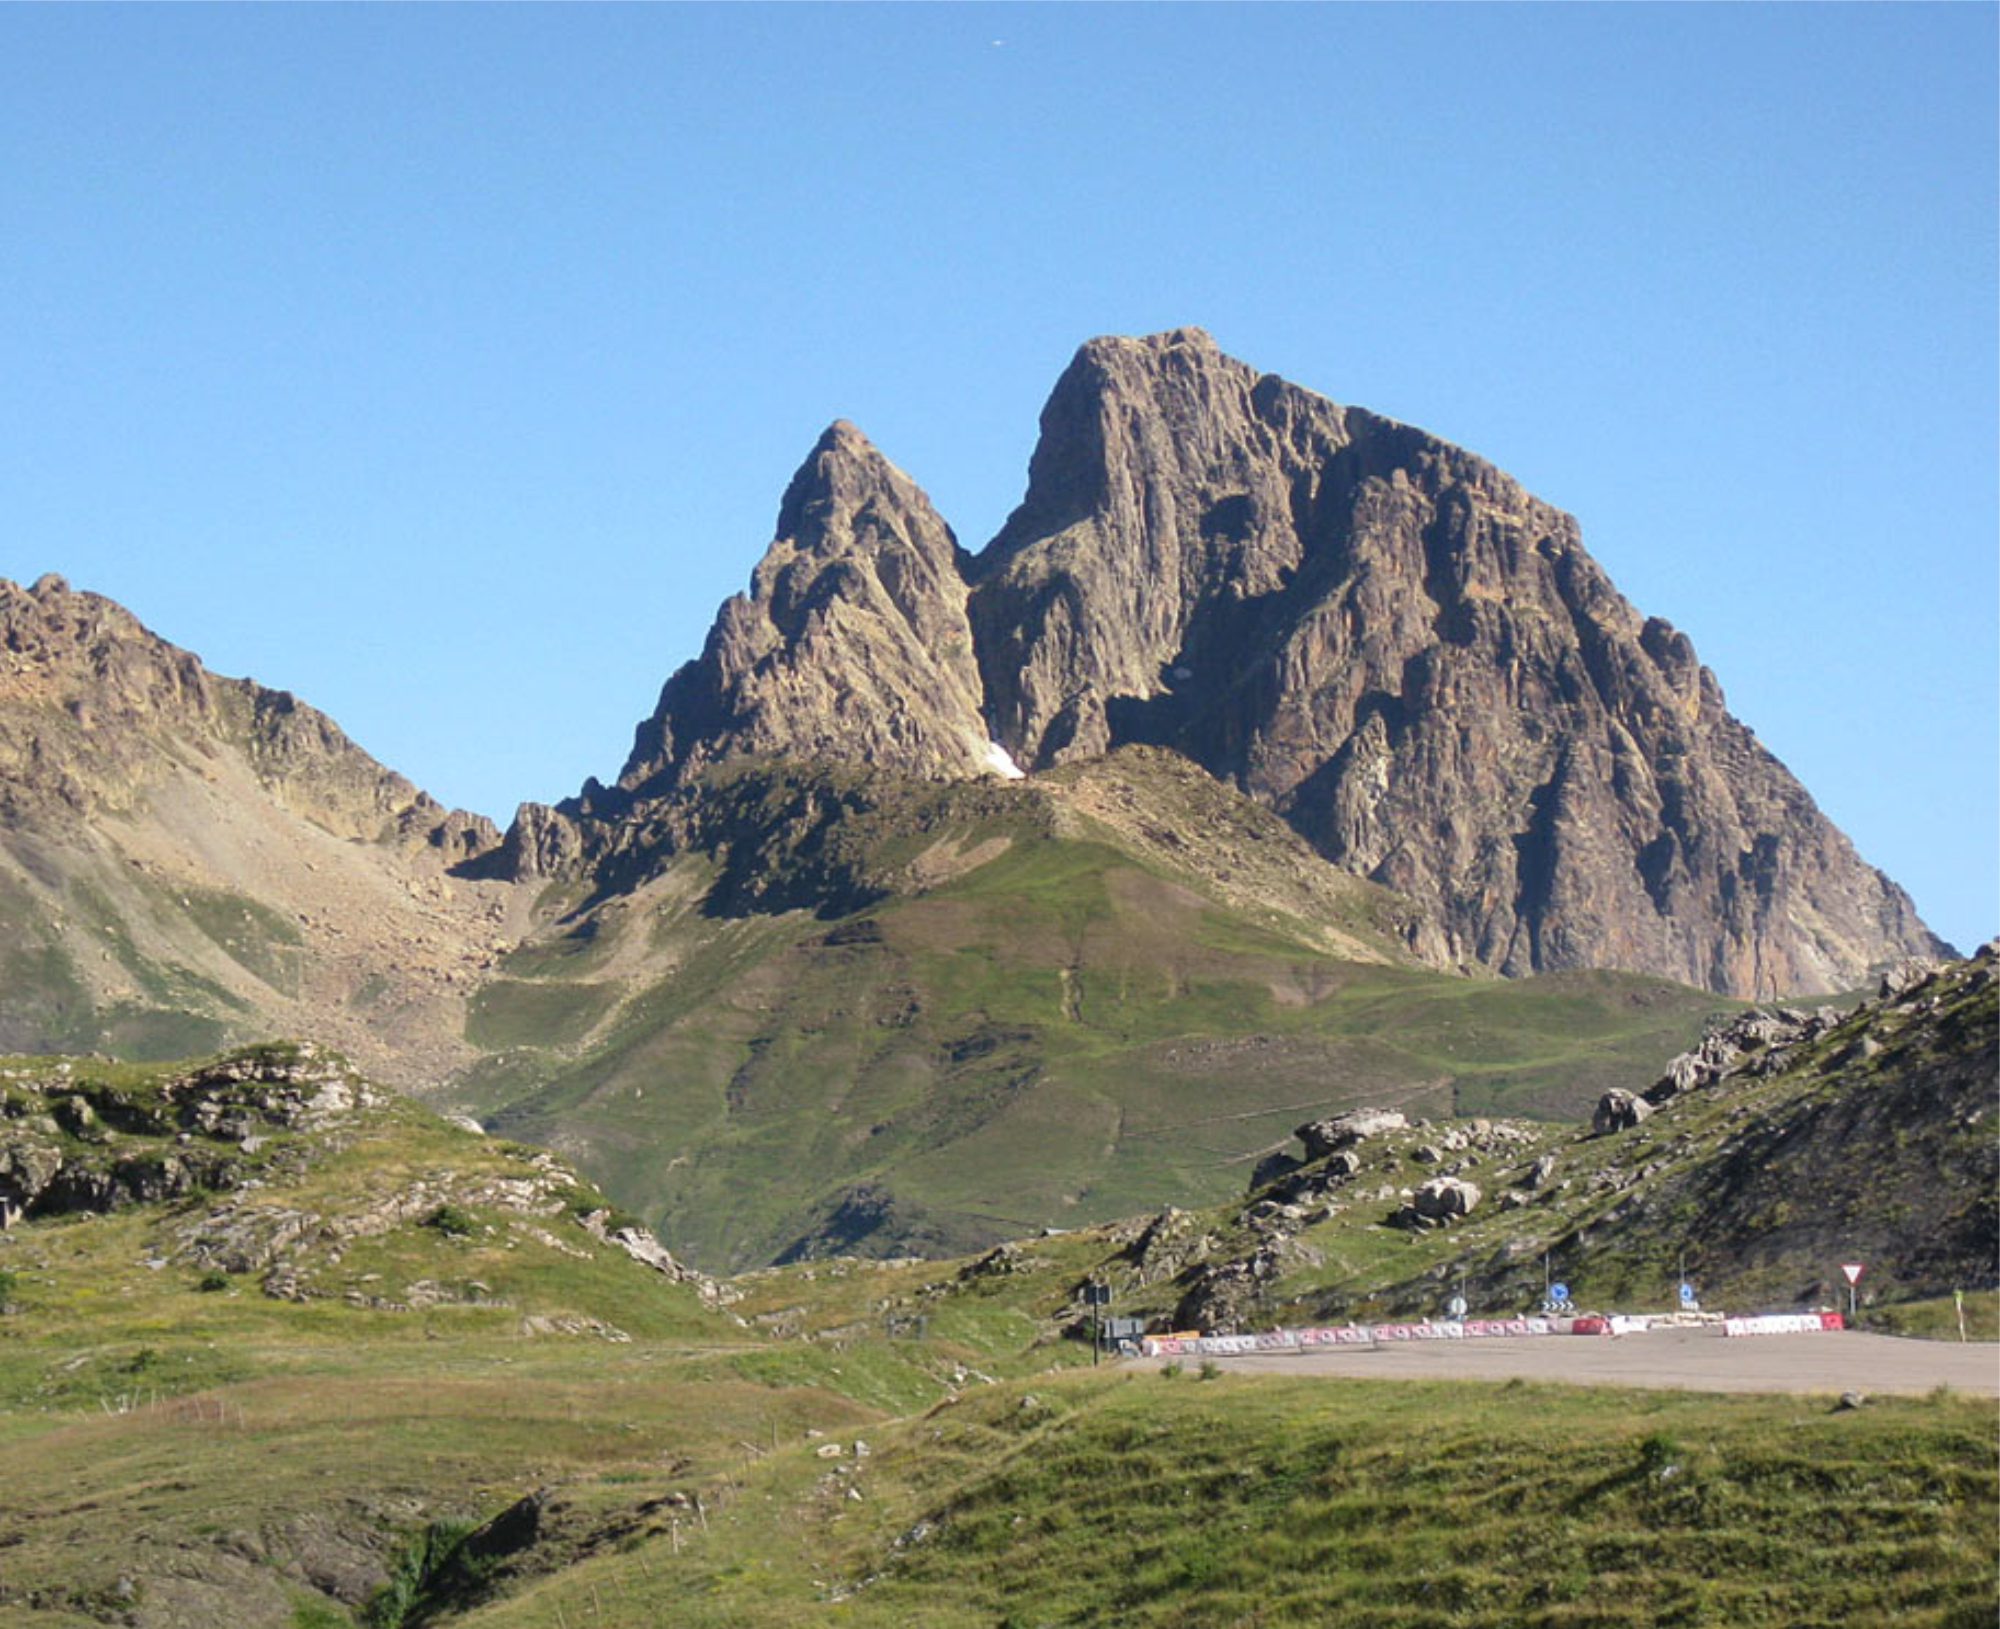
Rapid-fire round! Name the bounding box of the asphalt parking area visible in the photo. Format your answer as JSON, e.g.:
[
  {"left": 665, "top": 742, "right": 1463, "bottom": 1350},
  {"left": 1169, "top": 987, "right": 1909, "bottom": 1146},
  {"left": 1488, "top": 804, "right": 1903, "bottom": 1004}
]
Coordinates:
[{"left": 1181, "top": 1328, "right": 2000, "bottom": 1396}]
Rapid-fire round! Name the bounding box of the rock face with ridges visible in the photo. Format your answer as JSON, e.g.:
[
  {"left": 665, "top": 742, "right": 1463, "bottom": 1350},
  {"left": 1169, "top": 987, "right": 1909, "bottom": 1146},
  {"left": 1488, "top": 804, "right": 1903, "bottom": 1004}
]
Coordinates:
[
  {"left": 570, "top": 330, "right": 1943, "bottom": 997},
  {"left": 0, "top": 574, "right": 496, "bottom": 858},
  {"left": 10, "top": 332, "right": 1945, "bottom": 1007},
  {"left": 964, "top": 330, "right": 1945, "bottom": 995},
  {"left": 615, "top": 421, "right": 998, "bottom": 801},
  {"left": 0, "top": 574, "right": 523, "bottom": 1081}
]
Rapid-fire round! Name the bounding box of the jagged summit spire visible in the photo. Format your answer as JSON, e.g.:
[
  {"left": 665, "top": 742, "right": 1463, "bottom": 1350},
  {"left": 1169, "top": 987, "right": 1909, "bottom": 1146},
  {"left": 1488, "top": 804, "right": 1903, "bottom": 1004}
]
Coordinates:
[
  {"left": 613, "top": 422, "right": 995, "bottom": 799},
  {"left": 771, "top": 419, "right": 945, "bottom": 554}
]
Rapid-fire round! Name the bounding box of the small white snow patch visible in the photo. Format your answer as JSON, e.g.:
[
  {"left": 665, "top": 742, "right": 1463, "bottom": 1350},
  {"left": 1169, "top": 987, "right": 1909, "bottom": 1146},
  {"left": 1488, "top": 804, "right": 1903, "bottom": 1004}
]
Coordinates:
[{"left": 981, "top": 741, "right": 1026, "bottom": 780}]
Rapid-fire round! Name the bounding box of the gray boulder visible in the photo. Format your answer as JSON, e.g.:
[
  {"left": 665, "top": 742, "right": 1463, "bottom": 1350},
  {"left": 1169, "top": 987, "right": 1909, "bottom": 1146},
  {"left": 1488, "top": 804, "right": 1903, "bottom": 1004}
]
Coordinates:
[
  {"left": 1593, "top": 1089, "right": 1653, "bottom": 1135},
  {"left": 1412, "top": 1176, "right": 1482, "bottom": 1221},
  {"left": 1879, "top": 958, "right": 1944, "bottom": 1000},
  {"left": 1297, "top": 1108, "right": 1407, "bottom": 1161}
]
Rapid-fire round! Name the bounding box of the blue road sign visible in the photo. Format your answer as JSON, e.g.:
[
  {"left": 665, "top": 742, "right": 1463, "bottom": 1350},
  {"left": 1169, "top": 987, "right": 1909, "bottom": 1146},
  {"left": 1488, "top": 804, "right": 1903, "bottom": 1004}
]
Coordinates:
[
  {"left": 1548, "top": 1282, "right": 1569, "bottom": 1303},
  {"left": 1679, "top": 1283, "right": 1697, "bottom": 1305}
]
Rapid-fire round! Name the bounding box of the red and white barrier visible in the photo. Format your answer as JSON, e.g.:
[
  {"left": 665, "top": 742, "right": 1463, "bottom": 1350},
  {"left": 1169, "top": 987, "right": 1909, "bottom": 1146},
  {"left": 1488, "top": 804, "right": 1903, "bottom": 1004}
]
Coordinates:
[
  {"left": 1141, "top": 1316, "right": 1577, "bottom": 1359},
  {"left": 1722, "top": 1312, "right": 1844, "bottom": 1337},
  {"left": 1139, "top": 1310, "right": 1841, "bottom": 1358}
]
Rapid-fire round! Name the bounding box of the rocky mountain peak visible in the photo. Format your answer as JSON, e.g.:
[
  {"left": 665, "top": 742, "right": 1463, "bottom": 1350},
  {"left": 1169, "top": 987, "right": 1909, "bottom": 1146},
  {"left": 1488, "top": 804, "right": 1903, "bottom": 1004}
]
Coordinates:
[
  {"left": 772, "top": 419, "right": 891, "bottom": 535},
  {"left": 0, "top": 575, "right": 521, "bottom": 1080},
  {"left": 981, "top": 328, "right": 1272, "bottom": 558},
  {"left": 2, "top": 573, "right": 213, "bottom": 724},
  {"left": 571, "top": 332, "right": 1947, "bottom": 996},
  {"left": 613, "top": 420, "right": 1001, "bottom": 802},
  {"left": 963, "top": 332, "right": 1946, "bottom": 994},
  {"left": 973, "top": 329, "right": 1365, "bottom": 766}
]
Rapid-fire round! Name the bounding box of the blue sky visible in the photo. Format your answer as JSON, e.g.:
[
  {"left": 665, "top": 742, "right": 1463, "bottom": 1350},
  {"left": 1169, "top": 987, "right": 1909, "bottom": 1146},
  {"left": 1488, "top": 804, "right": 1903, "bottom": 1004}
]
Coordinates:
[{"left": 2, "top": 5, "right": 1993, "bottom": 954}]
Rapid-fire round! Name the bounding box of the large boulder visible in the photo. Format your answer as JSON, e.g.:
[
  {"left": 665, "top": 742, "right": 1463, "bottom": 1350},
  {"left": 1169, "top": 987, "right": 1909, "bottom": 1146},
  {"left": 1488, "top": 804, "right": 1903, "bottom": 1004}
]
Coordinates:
[
  {"left": 1412, "top": 1176, "right": 1482, "bottom": 1221},
  {"left": 1879, "top": 958, "right": 1945, "bottom": 1001},
  {"left": 1297, "top": 1108, "right": 1407, "bottom": 1161},
  {"left": 1593, "top": 1089, "right": 1653, "bottom": 1136}
]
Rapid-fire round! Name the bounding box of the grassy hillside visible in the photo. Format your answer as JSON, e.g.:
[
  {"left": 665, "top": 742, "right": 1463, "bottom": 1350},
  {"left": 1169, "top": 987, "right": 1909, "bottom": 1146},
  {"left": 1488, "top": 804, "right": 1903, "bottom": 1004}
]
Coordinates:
[
  {"left": 450, "top": 756, "right": 1729, "bottom": 1269},
  {"left": 921, "top": 949, "right": 1996, "bottom": 1339},
  {"left": 0, "top": 726, "right": 1731, "bottom": 1274},
  {"left": 444, "top": 1369, "right": 1996, "bottom": 1629},
  {"left": 0, "top": 1036, "right": 1993, "bottom": 1627},
  {"left": 0, "top": 1047, "right": 1005, "bottom": 1627}
]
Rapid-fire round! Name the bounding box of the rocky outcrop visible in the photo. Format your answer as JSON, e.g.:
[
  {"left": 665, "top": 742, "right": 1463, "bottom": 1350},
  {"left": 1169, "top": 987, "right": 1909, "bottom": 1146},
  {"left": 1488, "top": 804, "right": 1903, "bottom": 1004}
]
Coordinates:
[
  {"left": 614, "top": 422, "right": 1002, "bottom": 801},
  {"left": 0, "top": 1044, "right": 372, "bottom": 1222},
  {"left": 1878, "top": 957, "right": 1947, "bottom": 1001},
  {"left": 1297, "top": 1108, "right": 1410, "bottom": 1160},
  {"left": 1120, "top": 1206, "right": 1216, "bottom": 1287},
  {"left": 490, "top": 800, "right": 586, "bottom": 881},
  {"left": 1642, "top": 1003, "right": 1849, "bottom": 1107},
  {"left": 1172, "top": 1230, "right": 1323, "bottom": 1334},
  {"left": 579, "top": 1208, "right": 736, "bottom": 1308}
]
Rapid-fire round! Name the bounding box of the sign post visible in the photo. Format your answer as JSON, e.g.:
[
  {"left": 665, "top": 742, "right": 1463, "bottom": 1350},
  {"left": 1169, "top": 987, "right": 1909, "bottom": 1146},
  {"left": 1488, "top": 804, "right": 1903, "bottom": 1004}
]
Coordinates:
[
  {"left": 1087, "top": 1281, "right": 1110, "bottom": 1365},
  {"left": 1841, "top": 1262, "right": 1864, "bottom": 1322}
]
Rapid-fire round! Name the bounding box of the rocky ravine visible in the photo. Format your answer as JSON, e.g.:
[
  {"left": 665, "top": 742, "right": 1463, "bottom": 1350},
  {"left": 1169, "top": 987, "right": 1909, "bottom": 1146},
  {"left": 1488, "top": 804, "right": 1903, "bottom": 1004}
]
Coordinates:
[{"left": 514, "top": 329, "right": 1944, "bottom": 998}]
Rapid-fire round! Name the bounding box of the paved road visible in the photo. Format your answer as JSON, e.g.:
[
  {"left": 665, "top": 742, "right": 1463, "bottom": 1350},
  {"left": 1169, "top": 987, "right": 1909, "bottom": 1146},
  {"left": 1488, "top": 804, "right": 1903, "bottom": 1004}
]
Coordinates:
[{"left": 1189, "top": 1328, "right": 2000, "bottom": 1397}]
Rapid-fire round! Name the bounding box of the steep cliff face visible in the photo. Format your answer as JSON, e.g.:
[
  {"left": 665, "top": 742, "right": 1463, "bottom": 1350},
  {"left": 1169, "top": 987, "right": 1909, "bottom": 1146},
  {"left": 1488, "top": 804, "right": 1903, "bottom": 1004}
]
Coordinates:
[
  {"left": 615, "top": 422, "right": 1002, "bottom": 803},
  {"left": 965, "top": 330, "right": 1945, "bottom": 995}
]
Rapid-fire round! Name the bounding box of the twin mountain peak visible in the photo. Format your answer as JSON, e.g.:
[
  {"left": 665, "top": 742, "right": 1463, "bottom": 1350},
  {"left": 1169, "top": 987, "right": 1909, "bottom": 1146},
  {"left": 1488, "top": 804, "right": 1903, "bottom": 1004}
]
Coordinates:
[
  {"left": 506, "top": 327, "right": 1940, "bottom": 997},
  {"left": 6, "top": 329, "right": 1947, "bottom": 1004}
]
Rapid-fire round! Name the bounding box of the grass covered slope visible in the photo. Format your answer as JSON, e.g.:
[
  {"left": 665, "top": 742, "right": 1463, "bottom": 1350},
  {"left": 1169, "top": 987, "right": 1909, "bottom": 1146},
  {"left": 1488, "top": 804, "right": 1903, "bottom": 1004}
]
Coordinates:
[
  {"left": 0, "top": 1045, "right": 1016, "bottom": 1628},
  {"left": 452, "top": 753, "right": 1728, "bottom": 1270},
  {"left": 441, "top": 1370, "right": 1996, "bottom": 1629},
  {"left": 993, "top": 946, "right": 1998, "bottom": 1338},
  {"left": 0, "top": 1032, "right": 1992, "bottom": 1628}
]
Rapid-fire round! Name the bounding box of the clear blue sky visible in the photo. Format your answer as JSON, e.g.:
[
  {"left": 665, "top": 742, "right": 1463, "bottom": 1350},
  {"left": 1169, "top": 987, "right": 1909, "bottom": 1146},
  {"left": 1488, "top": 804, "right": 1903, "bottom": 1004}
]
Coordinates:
[{"left": 2, "top": 5, "right": 1993, "bottom": 955}]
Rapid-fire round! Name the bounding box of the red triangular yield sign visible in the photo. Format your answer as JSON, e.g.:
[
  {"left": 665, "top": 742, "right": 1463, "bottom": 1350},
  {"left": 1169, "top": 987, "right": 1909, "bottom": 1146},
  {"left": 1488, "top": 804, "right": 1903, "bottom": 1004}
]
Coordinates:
[{"left": 1841, "top": 1262, "right": 1864, "bottom": 1284}]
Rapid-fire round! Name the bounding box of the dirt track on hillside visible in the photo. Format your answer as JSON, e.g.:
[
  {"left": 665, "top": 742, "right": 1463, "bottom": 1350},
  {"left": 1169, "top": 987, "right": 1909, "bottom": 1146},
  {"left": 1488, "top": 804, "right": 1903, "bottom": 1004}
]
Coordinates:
[{"left": 1177, "top": 1329, "right": 2000, "bottom": 1397}]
